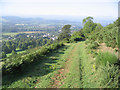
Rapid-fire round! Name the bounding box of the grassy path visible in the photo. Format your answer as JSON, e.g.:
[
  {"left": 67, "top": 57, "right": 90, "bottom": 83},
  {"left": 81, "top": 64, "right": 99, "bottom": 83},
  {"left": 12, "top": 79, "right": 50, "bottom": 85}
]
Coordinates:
[
  {"left": 51, "top": 43, "right": 81, "bottom": 88},
  {"left": 50, "top": 41, "right": 100, "bottom": 88},
  {"left": 50, "top": 42, "right": 92, "bottom": 88}
]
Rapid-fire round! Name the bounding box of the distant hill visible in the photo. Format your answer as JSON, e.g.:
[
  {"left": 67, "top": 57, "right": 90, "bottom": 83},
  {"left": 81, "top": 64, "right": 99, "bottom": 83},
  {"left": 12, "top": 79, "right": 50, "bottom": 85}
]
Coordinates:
[
  {"left": 2, "top": 16, "right": 82, "bottom": 33},
  {"left": 2, "top": 16, "right": 80, "bottom": 24},
  {"left": 22, "top": 15, "right": 115, "bottom": 26}
]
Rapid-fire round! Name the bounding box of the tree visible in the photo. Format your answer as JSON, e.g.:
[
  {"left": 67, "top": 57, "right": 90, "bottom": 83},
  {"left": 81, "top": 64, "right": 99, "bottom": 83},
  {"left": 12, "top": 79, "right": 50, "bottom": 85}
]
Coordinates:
[
  {"left": 58, "top": 25, "right": 71, "bottom": 41},
  {"left": 114, "top": 17, "right": 120, "bottom": 27},
  {"left": 82, "top": 16, "right": 97, "bottom": 37},
  {"left": 70, "top": 30, "right": 85, "bottom": 42},
  {"left": 94, "top": 23, "right": 103, "bottom": 32},
  {"left": 82, "top": 16, "right": 94, "bottom": 25},
  {"left": 21, "top": 43, "right": 27, "bottom": 50}
]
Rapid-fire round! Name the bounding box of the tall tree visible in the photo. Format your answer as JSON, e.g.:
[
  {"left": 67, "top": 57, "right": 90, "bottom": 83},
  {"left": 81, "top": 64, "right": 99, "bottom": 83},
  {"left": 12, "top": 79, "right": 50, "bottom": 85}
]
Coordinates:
[
  {"left": 58, "top": 25, "right": 71, "bottom": 41},
  {"left": 70, "top": 30, "right": 85, "bottom": 42},
  {"left": 82, "top": 16, "right": 94, "bottom": 25},
  {"left": 82, "top": 16, "right": 97, "bottom": 37}
]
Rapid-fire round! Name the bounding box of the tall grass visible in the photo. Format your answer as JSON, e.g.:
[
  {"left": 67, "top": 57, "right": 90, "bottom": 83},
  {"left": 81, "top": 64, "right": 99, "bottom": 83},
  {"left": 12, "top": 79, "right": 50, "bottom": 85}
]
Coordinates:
[
  {"left": 99, "top": 62, "right": 120, "bottom": 88},
  {"left": 81, "top": 42, "right": 120, "bottom": 88},
  {"left": 95, "top": 52, "right": 120, "bottom": 88},
  {"left": 96, "top": 52, "right": 118, "bottom": 66}
]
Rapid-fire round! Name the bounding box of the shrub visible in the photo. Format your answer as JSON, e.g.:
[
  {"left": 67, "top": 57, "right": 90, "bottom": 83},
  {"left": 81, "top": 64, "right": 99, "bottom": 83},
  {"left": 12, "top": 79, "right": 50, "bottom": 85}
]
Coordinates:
[
  {"left": 87, "top": 41, "right": 99, "bottom": 49},
  {"left": 87, "top": 22, "right": 117, "bottom": 49},
  {"left": 96, "top": 52, "right": 118, "bottom": 66},
  {"left": 99, "top": 62, "right": 120, "bottom": 88},
  {"left": 85, "top": 40, "right": 89, "bottom": 45},
  {"left": 2, "top": 42, "right": 64, "bottom": 74}
]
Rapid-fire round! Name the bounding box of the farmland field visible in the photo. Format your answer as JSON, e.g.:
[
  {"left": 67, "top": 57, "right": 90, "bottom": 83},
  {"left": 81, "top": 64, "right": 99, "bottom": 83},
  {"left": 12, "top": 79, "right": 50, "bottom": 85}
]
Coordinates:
[
  {"left": 3, "top": 31, "right": 44, "bottom": 36},
  {"left": 2, "top": 32, "right": 20, "bottom": 36},
  {"left": 6, "top": 49, "right": 26, "bottom": 57},
  {"left": 19, "top": 31, "right": 44, "bottom": 34}
]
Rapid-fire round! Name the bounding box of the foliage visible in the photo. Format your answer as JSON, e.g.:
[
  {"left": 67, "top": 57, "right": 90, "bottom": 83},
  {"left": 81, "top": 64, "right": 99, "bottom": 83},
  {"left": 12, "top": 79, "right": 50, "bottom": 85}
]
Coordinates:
[
  {"left": 80, "top": 42, "right": 120, "bottom": 88},
  {"left": 87, "top": 20, "right": 118, "bottom": 48},
  {"left": 2, "top": 33, "right": 51, "bottom": 54},
  {"left": 99, "top": 62, "right": 120, "bottom": 88},
  {"left": 96, "top": 52, "right": 118, "bottom": 66},
  {"left": 82, "top": 16, "right": 97, "bottom": 37},
  {"left": 2, "top": 52, "right": 7, "bottom": 58},
  {"left": 2, "top": 42, "right": 71, "bottom": 88},
  {"left": 2, "top": 42, "right": 64, "bottom": 74},
  {"left": 94, "top": 23, "right": 103, "bottom": 32},
  {"left": 58, "top": 25, "right": 71, "bottom": 41},
  {"left": 70, "top": 30, "right": 85, "bottom": 42},
  {"left": 87, "top": 41, "right": 99, "bottom": 49},
  {"left": 82, "top": 16, "right": 93, "bottom": 24},
  {"left": 11, "top": 50, "right": 17, "bottom": 55},
  {"left": 2, "top": 16, "right": 120, "bottom": 88}
]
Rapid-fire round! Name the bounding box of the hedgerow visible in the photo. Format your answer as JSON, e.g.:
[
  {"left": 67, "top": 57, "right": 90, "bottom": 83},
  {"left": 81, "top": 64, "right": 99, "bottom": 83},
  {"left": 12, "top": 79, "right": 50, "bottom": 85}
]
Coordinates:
[{"left": 2, "top": 42, "right": 64, "bottom": 74}]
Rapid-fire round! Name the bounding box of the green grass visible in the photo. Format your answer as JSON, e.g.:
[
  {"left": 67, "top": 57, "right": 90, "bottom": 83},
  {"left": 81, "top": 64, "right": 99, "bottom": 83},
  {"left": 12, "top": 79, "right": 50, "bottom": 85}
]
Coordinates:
[
  {"left": 79, "top": 42, "right": 101, "bottom": 88},
  {"left": 83, "top": 41, "right": 120, "bottom": 88},
  {"left": 59, "top": 43, "right": 82, "bottom": 88},
  {"left": 96, "top": 52, "right": 118, "bottom": 66},
  {"left": 6, "top": 49, "right": 26, "bottom": 57},
  {"left": 2, "top": 43, "right": 72, "bottom": 88}
]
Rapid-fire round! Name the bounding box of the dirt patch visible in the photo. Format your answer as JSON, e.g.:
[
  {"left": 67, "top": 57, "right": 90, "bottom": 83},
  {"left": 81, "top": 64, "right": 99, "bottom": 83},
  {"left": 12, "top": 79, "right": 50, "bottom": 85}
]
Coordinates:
[
  {"left": 51, "top": 69, "right": 66, "bottom": 88},
  {"left": 97, "top": 43, "right": 118, "bottom": 56}
]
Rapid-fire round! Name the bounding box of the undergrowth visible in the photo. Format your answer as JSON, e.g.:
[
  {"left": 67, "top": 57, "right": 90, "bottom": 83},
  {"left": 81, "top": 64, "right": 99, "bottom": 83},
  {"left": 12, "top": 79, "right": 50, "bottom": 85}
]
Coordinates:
[{"left": 96, "top": 52, "right": 118, "bottom": 66}]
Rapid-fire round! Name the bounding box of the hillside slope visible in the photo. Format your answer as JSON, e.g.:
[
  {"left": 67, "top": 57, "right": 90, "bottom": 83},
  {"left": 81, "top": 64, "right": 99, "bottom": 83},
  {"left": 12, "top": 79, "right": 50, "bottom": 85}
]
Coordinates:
[{"left": 3, "top": 42, "right": 119, "bottom": 88}]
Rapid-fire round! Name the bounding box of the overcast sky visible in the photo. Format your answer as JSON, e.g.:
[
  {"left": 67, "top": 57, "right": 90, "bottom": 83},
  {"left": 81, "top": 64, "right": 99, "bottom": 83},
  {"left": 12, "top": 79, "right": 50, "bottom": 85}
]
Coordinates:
[{"left": 0, "top": 0, "right": 119, "bottom": 19}]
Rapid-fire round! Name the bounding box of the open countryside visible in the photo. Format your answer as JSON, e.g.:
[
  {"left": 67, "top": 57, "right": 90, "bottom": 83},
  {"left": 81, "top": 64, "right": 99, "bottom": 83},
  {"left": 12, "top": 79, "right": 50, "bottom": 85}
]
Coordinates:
[{"left": 2, "top": 16, "right": 120, "bottom": 88}]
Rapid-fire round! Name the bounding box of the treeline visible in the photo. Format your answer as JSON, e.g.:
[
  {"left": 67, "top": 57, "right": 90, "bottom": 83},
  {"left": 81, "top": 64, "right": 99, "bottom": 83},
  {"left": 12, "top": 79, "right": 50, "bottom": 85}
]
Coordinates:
[
  {"left": 2, "top": 34, "right": 52, "bottom": 57},
  {"left": 51, "top": 16, "right": 118, "bottom": 48},
  {"left": 57, "top": 17, "right": 103, "bottom": 43}
]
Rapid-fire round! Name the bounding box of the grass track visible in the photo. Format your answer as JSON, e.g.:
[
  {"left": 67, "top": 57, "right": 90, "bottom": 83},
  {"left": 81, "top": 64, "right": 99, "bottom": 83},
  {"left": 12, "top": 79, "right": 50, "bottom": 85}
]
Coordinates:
[{"left": 52, "top": 42, "right": 82, "bottom": 88}]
